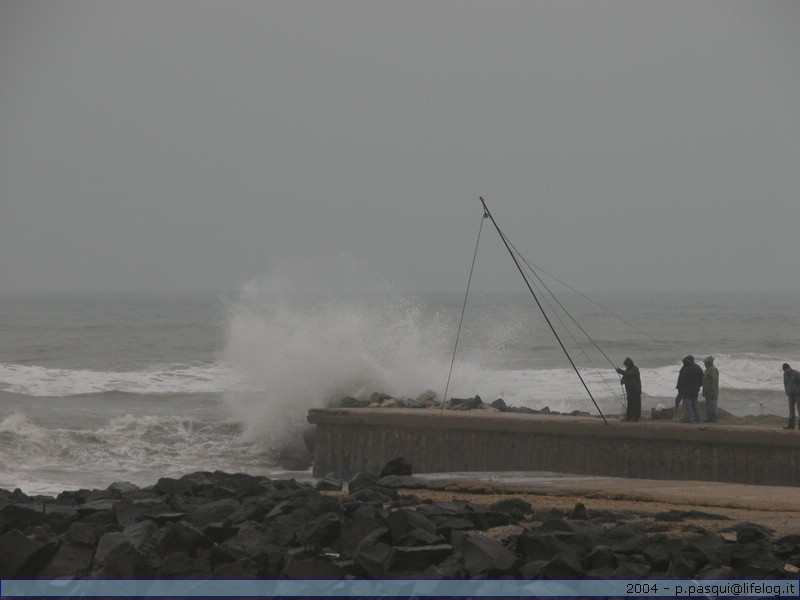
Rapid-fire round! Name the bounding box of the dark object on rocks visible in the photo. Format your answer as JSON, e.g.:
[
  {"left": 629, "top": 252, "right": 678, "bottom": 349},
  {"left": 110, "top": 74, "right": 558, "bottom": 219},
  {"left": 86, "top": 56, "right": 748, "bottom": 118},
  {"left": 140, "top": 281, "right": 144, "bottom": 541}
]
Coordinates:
[
  {"left": 655, "top": 509, "right": 731, "bottom": 522},
  {"left": 329, "top": 396, "right": 369, "bottom": 408},
  {"left": 348, "top": 471, "right": 379, "bottom": 493},
  {"left": 567, "top": 502, "right": 588, "bottom": 520},
  {"left": 379, "top": 457, "right": 412, "bottom": 478},
  {"left": 369, "top": 392, "right": 392, "bottom": 404},
  {"left": 462, "top": 534, "right": 519, "bottom": 576},
  {"left": 315, "top": 474, "right": 343, "bottom": 492},
  {"left": 449, "top": 395, "right": 483, "bottom": 410},
  {"left": 490, "top": 497, "right": 532, "bottom": 518},
  {"left": 490, "top": 398, "right": 507, "bottom": 411},
  {"left": 724, "top": 522, "right": 775, "bottom": 543}
]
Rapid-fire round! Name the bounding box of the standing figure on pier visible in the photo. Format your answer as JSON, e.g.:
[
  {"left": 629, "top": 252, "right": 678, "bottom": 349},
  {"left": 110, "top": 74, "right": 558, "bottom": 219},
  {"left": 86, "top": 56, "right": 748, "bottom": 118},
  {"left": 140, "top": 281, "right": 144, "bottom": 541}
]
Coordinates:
[
  {"left": 702, "top": 356, "right": 719, "bottom": 423},
  {"left": 676, "top": 355, "right": 703, "bottom": 423},
  {"left": 782, "top": 362, "right": 800, "bottom": 430},
  {"left": 616, "top": 357, "right": 642, "bottom": 422}
]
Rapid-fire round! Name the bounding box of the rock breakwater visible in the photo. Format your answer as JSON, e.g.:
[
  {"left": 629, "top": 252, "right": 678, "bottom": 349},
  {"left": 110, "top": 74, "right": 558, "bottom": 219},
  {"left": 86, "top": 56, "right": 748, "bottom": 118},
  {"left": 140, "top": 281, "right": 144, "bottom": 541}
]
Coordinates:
[{"left": 1, "top": 463, "right": 799, "bottom": 580}]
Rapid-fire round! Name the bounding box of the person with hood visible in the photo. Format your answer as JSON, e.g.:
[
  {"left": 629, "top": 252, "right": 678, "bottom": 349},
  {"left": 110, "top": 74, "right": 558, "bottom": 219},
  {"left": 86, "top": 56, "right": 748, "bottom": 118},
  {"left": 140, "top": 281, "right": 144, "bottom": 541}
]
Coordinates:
[
  {"left": 782, "top": 363, "right": 800, "bottom": 429},
  {"left": 676, "top": 355, "right": 703, "bottom": 423},
  {"left": 615, "top": 357, "right": 642, "bottom": 422},
  {"left": 702, "top": 356, "right": 719, "bottom": 422}
]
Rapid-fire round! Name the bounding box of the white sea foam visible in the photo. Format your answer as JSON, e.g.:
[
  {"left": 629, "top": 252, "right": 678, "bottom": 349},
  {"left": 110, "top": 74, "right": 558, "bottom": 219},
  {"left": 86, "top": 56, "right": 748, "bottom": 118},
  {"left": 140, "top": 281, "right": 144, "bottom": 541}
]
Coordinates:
[
  {"left": 0, "top": 412, "right": 276, "bottom": 494},
  {"left": 0, "top": 361, "right": 244, "bottom": 397},
  {"left": 221, "top": 267, "right": 461, "bottom": 447}
]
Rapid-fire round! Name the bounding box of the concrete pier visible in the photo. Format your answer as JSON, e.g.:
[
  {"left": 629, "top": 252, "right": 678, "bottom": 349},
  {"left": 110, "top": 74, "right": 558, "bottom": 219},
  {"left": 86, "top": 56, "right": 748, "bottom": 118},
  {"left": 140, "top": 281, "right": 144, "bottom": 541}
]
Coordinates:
[{"left": 307, "top": 408, "right": 800, "bottom": 486}]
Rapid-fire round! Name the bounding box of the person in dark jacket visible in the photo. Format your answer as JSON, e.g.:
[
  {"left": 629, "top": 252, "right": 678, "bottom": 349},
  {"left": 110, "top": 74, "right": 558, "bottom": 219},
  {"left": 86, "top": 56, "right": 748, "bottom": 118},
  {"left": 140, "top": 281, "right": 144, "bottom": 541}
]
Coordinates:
[
  {"left": 782, "top": 363, "right": 800, "bottom": 429},
  {"left": 676, "top": 355, "right": 703, "bottom": 423},
  {"left": 615, "top": 357, "right": 642, "bottom": 422}
]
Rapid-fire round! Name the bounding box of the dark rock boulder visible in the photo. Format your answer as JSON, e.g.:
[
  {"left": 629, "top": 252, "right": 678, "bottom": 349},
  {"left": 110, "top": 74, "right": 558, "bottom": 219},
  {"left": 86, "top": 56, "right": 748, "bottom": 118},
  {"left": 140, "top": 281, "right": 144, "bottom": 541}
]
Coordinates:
[
  {"left": 379, "top": 457, "right": 412, "bottom": 478},
  {"left": 490, "top": 398, "right": 507, "bottom": 411},
  {"left": 158, "top": 552, "right": 213, "bottom": 578},
  {"left": 353, "top": 529, "right": 393, "bottom": 578},
  {"left": 157, "top": 520, "right": 214, "bottom": 557},
  {"left": 282, "top": 558, "right": 345, "bottom": 579},
  {"left": 300, "top": 511, "right": 342, "bottom": 549},
  {"left": 38, "top": 521, "right": 107, "bottom": 578},
  {"left": 462, "top": 533, "right": 519, "bottom": 576},
  {"left": 541, "top": 552, "right": 583, "bottom": 578},
  {"left": 682, "top": 533, "right": 730, "bottom": 570},
  {"left": 95, "top": 541, "right": 161, "bottom": 578},
  {"left": 612, "top": 554, "right": 652, "bottom": 578},
  {"left": 94, "top": 520, "right": 159, "bottom": 568},
  {"left": 0, "top": 528, "right": 59, "bottom": 577},
  {"left": 449, "top": 395, "right": 483, "bottom": 411},
  {"left": 185, "top": 498, "right": 241, "bottom": 527},
  {"left": 0, "top": 501, "right": 78, "bottom": 535},
  {"left": 112, "top": 497, "right": 143, "bottom": 527},
  {"left": 315, "top": 473, "right": 343, "bottom": 492},
  {"left": 385, "top": 509, "right": 438, "bottom": 542},
  {"left": 348, "top": 471, "right": 379, "bottom": 493},
  {"left": 385, "top": 543, "right": 453, "bottom": 573},
  {"left": 730, "top": 541, "right": 784, "bottom": 577},
  {"left": 490, "top": 497, "right": 532, "bottom": 518}
]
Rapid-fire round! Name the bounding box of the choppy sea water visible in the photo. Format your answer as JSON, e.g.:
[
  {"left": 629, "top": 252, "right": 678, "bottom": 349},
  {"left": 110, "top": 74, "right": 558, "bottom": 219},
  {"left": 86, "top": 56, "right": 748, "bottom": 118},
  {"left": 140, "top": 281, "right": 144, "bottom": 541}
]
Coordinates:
[{"left": 1, "top": 282, "right": 798, "bottom": 495}]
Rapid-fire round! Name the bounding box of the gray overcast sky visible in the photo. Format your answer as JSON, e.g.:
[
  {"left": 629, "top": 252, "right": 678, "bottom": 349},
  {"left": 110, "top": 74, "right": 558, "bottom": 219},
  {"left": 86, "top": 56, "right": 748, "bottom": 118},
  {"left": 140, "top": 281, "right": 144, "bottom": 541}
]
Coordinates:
[{"left": 1, "top": 1, "right": 798, "bottom": 294}]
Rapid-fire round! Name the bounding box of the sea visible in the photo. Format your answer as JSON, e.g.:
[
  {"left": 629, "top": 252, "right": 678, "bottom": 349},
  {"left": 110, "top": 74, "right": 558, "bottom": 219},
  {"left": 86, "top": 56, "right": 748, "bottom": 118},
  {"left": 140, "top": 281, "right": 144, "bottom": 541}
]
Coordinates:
[{"left": 1, "top": 280, "right": 798, "bottom": 495}]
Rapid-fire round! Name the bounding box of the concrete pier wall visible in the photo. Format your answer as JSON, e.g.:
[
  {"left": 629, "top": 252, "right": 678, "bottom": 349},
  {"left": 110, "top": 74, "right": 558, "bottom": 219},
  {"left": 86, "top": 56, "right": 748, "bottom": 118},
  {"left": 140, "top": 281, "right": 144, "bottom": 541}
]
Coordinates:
[{"left": 307, "top": 408, "right": 800, "bottom": 486}]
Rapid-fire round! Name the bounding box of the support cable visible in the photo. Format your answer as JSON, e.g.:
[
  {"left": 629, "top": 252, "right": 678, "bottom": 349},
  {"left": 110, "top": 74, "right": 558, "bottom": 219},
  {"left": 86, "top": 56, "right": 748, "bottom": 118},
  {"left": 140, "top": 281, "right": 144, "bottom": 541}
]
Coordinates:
[{"left": 439, "top": 209, "right": 488, "bottom": 416}]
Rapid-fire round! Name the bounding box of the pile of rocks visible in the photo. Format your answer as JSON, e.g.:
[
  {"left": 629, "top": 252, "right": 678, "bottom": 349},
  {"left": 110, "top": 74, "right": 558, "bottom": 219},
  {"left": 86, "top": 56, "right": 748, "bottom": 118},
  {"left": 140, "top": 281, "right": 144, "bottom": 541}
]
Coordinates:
[
  {"left": 329, "top": 391, "right": 589, "bottom": 417},
  {"left": 1, "top": 461, "right": 798, "bottom": 579}
]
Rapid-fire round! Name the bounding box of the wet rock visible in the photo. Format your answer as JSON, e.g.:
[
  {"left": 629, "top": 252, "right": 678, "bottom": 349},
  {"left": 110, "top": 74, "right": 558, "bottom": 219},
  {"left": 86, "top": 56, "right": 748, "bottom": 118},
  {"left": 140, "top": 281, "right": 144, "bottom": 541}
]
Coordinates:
[
  {"left": 158, "top": 552, "right": 213, "bottom": 578},
  {"left": 348, "top": 471, "right": 379, "bottom": 493},
  {"left": 567, "top": 502, "right": 588, "bottom": 520},
  {"left": 95, "top": 541, "right": 160, "bottom": 578},
  {"left": 730, "top": 541, "right": 784, "bottom": 577},
  {"left": 315, "top": 474, "right": 343, "bottom": 492},
  {"left": 0, "top": 529, "right": 59, "bottom": 577},
  {"left": 107, "top": 481, "right": 139, "bottom": 496},
  {"left": 0, "top": 470, "right": 794, "bottom": 580},
  {"left": 0, "top": 501, "right": 78, "bottom": 534},
  {"left": 379, "top": 457, "right": 412, "bottom": 478},
  {"left": 385, "top": 509, "right": 437, "bottom": 542},
  {"left": 385, "top": 543, "right": 453, "bottom": 573},
  {"left": 727, "top": 522, "right": 775, "bottom": 543},
  {"left": 490, "top": 398, "right": 507, "bottom": 411},
  {"left": 282, "top": 558, "right": 344, "bottom": 579},
  {"left": 156, "top": 520, "right": 214, "bottom": 556},
  {"left": 490, "top": 497, "right": 532, "bottom": 518},
  {"left": 330, "top": 396, "right": 369, "bottom": 408},
  {"left": 542, "top": 552, "right": 584, "bottom": 578},
  {"left": 353, "top": 532, "right": 392, "bottom": 578},
  {"left": 462, "top": 534, "right": 518, "bottom": 576},
  {"left": 613, "top": 554, "right": 652, "bottom": 578},
  {"left": 94, "top": 520, "right": 159, "bottom": 567},
  {"left": 449, "top": 395, "right": 483, "bottom": 411}
]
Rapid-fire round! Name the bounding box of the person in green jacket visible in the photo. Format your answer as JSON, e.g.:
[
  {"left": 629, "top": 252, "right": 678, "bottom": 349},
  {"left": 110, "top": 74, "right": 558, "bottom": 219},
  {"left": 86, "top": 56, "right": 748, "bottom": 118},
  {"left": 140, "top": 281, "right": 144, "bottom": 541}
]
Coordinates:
[{"left": 702, "top": 356, "right": 719, "bottom": 422}]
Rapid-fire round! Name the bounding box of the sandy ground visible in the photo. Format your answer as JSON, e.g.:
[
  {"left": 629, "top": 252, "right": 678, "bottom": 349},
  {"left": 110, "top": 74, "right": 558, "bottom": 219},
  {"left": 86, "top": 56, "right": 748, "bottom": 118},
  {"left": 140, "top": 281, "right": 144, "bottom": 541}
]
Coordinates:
[{"left": 389, "top": 474, "right": 800, "bottom": 542}]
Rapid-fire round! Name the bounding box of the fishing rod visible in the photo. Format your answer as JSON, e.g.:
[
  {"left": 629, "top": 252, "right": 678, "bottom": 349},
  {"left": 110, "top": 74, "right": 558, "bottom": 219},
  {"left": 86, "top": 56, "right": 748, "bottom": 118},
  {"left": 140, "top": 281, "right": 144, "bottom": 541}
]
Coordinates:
[{"left": 479, "top": 197, "right": 609, "bottom": 425}]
